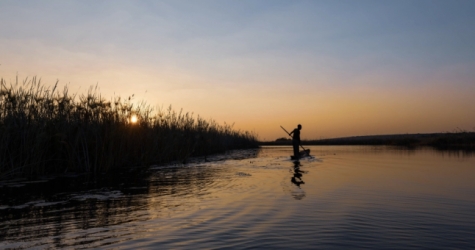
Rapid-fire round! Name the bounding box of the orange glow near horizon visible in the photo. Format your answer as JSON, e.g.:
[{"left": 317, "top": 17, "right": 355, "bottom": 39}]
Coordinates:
[
  {"left": 1, "top": 1, "right": 475, "bottom": 142},
  {"left": 2, "top": 70, "right": 474, "bottom": 141},
  {"left": 230, "top": 82, "right": 475, "bottom": 141}
]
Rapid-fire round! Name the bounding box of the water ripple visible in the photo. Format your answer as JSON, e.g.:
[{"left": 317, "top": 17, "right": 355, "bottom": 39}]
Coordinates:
[{"left": 1, "top": 146, "right": 475, "bottom": 249}]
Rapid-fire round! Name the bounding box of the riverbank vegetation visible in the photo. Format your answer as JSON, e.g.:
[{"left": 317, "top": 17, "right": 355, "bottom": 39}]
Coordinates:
[
  {"left": 0, "top": 77, "right": 258, "bottom": 180},
  {"left": 262, "top": 132, "right": 475, "bottom": 149}
]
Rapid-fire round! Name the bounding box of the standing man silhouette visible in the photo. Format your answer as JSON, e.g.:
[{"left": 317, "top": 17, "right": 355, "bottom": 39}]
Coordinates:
[{"left": 289, "top": 124, "right": 302, "bottom": 159}]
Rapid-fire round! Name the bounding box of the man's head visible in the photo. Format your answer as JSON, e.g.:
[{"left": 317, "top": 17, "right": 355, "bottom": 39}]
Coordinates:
[{"left": 298, "top": 124, "right": 302, "bottom": 130}]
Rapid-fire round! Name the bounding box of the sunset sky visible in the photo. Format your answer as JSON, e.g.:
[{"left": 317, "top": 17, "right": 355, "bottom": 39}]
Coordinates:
[{"left": 1, "top": 0, "right": 474, "bottom": 140}]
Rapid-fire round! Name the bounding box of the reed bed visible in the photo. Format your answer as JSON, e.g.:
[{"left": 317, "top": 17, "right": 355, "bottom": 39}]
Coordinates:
[{"left": 0, "top": 77, "right": 258, "bottom": 180}]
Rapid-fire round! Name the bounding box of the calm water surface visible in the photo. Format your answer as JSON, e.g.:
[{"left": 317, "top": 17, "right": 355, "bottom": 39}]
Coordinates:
[{"left": 1, "top": 146, "right": 475, "bottom": 249}]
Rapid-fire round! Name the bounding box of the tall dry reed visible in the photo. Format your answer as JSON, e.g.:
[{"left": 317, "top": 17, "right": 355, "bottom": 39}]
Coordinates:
[{"left": 0, "top": 77, "right": 258, "bottom": 180}]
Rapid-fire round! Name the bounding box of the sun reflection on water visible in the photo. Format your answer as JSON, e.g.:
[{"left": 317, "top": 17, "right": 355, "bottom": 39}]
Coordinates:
[{"left": 1, "top": 146, "right": 475, "bottom": 249}]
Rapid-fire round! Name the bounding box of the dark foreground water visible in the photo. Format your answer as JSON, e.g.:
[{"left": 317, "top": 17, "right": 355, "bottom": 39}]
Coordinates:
[{"left": 1, "top": 146, "right": 475, "bottom": 249}]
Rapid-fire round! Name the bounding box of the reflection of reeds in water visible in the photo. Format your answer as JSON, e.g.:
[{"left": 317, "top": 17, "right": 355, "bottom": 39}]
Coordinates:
[{"left": 0, "top": 77, "right": 258, "bottom": 179}]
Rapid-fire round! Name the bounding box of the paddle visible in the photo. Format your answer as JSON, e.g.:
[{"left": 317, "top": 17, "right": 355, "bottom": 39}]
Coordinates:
[{"left": 280, "top": 125, "right": 308, "bottom": 152}]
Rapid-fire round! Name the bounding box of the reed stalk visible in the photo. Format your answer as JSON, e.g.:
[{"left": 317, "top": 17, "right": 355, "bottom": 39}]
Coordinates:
[{"left": 0, "top": 77, "right": 258, "bottom": 180}]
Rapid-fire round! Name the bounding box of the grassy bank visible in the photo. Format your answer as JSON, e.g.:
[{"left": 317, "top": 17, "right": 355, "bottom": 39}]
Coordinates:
[
  {"left": 261, "top": 132, "right": 475, "bottom": 149},
  {"left": 0, "top": 77, "right": 258, "bottom": 180}
]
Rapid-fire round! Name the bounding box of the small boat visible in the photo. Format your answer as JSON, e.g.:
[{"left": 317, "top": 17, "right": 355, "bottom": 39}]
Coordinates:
[{"left": 291, "top": 149, "right": 310, "bottom": 160}]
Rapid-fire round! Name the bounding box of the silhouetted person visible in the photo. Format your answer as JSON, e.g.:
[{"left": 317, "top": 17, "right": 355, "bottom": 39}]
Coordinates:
[{"left": 289, "top": 124, "right": 302, "bottom": 159}]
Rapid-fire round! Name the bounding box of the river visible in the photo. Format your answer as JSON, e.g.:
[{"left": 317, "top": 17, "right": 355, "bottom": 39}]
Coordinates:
[{"left": 1, "top": 146, "right": 475, "bottom": 249}]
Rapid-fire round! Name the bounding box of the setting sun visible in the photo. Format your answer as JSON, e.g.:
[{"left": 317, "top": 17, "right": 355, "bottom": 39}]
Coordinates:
[
  {"left": 1, "top": 1, "right": 475, "bottom": 249},
  {"left": 130, "top": 115, "right": 138, "bottom": 124}
]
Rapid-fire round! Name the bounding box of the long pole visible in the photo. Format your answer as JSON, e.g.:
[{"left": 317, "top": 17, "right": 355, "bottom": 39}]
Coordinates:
[{"left": 280, "top": 125, "right": 307, "bottom": 151}]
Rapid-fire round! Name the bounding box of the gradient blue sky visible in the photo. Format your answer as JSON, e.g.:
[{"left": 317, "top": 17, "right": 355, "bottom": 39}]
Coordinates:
[{"left": 1, "top": 0, "right": 474, "bottom": 140}]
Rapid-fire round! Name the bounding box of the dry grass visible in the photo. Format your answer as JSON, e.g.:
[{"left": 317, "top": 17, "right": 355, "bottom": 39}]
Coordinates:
[{"left": 0, "top": 77, "right": 258, "bottom": 180}]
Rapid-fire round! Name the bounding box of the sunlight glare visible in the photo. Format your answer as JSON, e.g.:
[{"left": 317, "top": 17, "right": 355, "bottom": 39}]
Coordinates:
[{"left": 131, "top": 115, "right": 138, "bottom": 124}]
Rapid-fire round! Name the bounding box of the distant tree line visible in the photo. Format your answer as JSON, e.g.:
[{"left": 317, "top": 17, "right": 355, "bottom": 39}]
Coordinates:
[{"left": 261, "top": 132, "right": 475, "bottom": 149}]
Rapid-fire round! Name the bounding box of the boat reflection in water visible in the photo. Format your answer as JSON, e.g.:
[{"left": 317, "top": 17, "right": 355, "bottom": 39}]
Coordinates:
[
  {"left": 1, "top": 146, "right": 475, "bottom": 249},
  {"left": 289, "top": 161, "right": 306, "bottom": 200}
]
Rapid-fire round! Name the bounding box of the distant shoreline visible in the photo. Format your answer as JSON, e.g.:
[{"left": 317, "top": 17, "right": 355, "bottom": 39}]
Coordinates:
[{"left": 260, "top": 132, "right": 475, "bottom": 149}]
